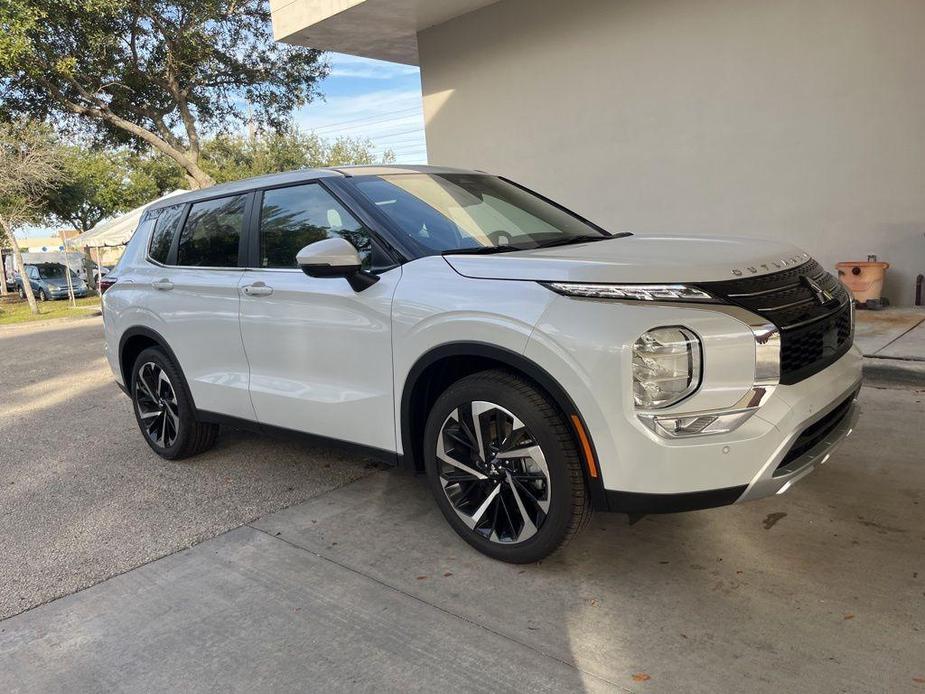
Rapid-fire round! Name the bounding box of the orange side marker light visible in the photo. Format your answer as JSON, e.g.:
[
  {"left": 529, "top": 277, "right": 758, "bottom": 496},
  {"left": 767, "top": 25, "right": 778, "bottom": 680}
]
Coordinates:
[{"left": 570, "top": 414, "right": 598, "bottom": 479}]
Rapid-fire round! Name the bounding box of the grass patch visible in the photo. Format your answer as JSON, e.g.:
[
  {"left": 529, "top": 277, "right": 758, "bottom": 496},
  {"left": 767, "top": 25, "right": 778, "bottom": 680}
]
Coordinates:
[{"left": 0, "top": 295, "right": 101, "bottom": 325}]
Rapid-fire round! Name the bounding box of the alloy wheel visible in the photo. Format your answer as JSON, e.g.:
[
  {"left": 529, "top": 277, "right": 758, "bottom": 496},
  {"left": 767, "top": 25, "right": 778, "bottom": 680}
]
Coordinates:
[
  {"left": 436, "top": 401, "right": 551, "bottom": 544},
  {"left": 134, "top": 361, "right": 180, "bottom": 449}
]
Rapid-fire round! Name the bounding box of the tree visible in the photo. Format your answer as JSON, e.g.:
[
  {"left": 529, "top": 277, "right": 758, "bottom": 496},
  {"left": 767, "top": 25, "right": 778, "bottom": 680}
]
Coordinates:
[
  {"left": 0, "top": 1, "right": 328, "bottom": 190},
  {"left": 201, "top": 129, "right": 397, "bottom": 184},
  {"left": 0, "top": 121, "right": 68, "bottom": 315},
  {"left": 45, "top": 147, "right": 161, "bottom": 232}
]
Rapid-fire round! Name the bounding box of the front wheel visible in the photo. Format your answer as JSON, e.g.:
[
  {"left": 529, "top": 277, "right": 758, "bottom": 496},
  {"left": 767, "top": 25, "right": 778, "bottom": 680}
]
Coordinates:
[
  {"left": 131, "top": 346, "right": 218, "bottom": 460},
  {"left": 424, "top": 370, "right": 591, "bottom": 563}
]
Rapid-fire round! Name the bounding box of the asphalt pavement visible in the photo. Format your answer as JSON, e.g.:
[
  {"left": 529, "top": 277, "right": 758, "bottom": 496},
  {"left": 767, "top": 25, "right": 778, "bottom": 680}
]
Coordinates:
[
  {"left": 1, "top": 317, "right": 923, "bottom": 693},
  {"left": 0, "top": 316, "right": 379, "bottom": 620}
]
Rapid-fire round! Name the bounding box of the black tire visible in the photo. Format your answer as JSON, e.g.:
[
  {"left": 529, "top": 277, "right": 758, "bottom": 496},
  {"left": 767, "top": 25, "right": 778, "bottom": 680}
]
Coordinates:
[
  {"left": 424, "top": 369, "right": 591, "bottom": 563},
  {"left": 130, "top": 346, "right": 218, "bottom": 460},
  {"left": 17, "top": 286, "right": 24, "bottom": 300},
  {"left": 38, "top": 288, "right": 48, "bottom": 301}
]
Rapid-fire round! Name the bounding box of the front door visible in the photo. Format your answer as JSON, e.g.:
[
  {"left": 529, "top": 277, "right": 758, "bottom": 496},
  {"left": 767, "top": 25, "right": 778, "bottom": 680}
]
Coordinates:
[{"left": 238, "top": 182, "right": 399, "bottom": 452}]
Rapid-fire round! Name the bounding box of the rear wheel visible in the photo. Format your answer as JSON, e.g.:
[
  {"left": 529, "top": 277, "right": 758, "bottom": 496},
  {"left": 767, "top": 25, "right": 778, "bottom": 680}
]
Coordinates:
[
  {"left": 424, "top": 369, "right": 591, "bottom": 563},
  {"left": 131, "top": 346, "right": 218, "bottom": 460},
  {"left": 17, "top": 286, "right": 24, "bottom": 300}
]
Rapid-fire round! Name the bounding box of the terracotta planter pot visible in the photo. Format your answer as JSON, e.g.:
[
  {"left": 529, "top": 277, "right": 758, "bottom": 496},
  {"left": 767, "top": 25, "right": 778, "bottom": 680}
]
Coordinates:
[{"left": 835, "top": 261, "right": 890, "bottom": 303}]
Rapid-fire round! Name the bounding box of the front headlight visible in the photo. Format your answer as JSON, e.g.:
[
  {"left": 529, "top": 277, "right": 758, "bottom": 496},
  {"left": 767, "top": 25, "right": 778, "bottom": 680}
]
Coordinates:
[
  {"left": 543, "top": 282, "right": 718, "bottom": 302},
  {"left": 633, "top": 327, "right": 701, "bottom": 409}
]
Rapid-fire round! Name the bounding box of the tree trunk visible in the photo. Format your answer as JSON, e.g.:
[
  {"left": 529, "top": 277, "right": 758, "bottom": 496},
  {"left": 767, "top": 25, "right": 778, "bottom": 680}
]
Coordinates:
[
  {"left": 96, "top": 109, "right": 214, "bottom": 189},
  {"left": 0, "top": 253, "right": 8, "bottom": 297},
  {"left": 3, "top": 226, "right": 39, "bottom": 315}
]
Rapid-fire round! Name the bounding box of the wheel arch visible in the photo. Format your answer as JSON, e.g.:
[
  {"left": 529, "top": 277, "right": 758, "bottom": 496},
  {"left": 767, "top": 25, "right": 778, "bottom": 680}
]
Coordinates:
[
  {"left": 399, "top": 342, "right": 607, "bottom": 509},
  {"left": 118, "top": 326, "right": 187, "bottom": 399}
]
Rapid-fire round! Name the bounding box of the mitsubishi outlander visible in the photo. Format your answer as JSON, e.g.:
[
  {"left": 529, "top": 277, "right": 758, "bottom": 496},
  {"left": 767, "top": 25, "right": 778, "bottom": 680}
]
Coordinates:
[{"left": 102, "top": 166, "right": 861, "bottom": 563}]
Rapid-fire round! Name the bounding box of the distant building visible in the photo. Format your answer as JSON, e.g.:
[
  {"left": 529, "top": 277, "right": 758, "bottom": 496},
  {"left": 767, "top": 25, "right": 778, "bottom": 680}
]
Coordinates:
[{"left": 19, "top": 230, "right": 78, "bottom": 254}]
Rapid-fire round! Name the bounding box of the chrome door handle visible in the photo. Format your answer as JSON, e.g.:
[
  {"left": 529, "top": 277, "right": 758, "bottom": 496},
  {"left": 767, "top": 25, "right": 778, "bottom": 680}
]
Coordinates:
[
  {"left": 152, "top": 279, "right": 174, "bottom": 291},
  {"left": 242, "top": 282, "right": 273, "bottom": 297}
]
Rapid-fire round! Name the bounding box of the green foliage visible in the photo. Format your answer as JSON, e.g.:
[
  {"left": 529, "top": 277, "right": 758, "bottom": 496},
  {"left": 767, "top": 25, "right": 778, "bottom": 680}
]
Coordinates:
[
  {"left": 45, "top": 148, "right": 164, "bottom": 232},
  {"left": 0, "top": 0, "right": 328, "bottom": 187},
  {"left": 200, "top": 129, "right": 397, "bottom": 184}
]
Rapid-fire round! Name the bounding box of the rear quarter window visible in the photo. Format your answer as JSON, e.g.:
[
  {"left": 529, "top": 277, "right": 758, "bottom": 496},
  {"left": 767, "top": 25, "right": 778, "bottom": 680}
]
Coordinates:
[{"left": 147, "top": 204, "right": 186, "bottom": 264}]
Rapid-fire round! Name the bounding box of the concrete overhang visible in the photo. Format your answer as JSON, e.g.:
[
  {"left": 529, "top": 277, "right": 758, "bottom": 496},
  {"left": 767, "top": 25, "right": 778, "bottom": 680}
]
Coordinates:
[{"left": 270, "top": 0, "right": 501, "bottom": 65}]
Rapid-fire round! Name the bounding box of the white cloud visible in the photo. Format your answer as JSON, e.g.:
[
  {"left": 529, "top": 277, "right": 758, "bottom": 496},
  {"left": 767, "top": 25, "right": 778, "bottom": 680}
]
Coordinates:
[{"left": 327, "top": 54, "right": 419, "bottom": 80}]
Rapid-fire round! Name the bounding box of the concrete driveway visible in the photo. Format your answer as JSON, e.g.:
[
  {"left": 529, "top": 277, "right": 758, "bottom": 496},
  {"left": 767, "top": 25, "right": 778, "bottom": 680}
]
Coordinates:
[
  {"left": 0, "top": 317, "right": 379, "bottom": 620},
  {"left": 1, "top": 318, "right": 924, "bottom": 692}
]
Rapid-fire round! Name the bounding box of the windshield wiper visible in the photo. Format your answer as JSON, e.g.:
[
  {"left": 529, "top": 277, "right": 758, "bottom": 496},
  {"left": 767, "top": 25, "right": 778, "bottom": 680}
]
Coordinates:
[
  {"left": 533, "top": 233, "right": 628, "bottom": 249},
  {"left": 442, "top": 245, "right": 523, "bottom": 256}
]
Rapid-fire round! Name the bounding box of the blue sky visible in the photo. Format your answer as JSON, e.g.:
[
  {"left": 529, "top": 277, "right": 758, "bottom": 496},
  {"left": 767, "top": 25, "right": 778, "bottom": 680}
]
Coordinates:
[{"left": 296, "top": 53, "right": 427, "bottom": 165}]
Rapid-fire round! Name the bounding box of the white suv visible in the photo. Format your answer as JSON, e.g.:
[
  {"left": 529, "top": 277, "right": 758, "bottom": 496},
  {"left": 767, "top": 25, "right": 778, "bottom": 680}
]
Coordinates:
[{"left": 103, "top": 165, "right": 862, "bottom": 563}]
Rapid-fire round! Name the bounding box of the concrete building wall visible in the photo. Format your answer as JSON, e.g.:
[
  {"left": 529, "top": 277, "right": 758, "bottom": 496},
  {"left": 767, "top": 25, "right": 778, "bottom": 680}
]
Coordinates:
[{"left": 419, "top": 0, "right": 925, "bottom": 304}]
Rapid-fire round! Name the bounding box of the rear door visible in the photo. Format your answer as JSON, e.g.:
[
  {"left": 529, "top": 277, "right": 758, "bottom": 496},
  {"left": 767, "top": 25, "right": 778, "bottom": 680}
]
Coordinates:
[
  {"left": 238, "top": 181, "right": 399, "bottom": 451},
  {"left": 138, "top": 195, "right": 256, "bottom": 420}
]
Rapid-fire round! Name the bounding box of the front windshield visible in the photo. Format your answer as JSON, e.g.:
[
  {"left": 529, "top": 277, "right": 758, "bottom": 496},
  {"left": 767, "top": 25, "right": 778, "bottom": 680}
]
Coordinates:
[
  {"left": 353, "top": 173, "right": 614, "bottom": 255},
  {"left": 37, "top": 265, "right": 69, "bottom": 280}
]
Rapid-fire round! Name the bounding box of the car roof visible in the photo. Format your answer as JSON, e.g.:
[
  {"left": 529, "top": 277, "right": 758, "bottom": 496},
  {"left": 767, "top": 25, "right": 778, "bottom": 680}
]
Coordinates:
[{"left": 146, "top": 164, "right": 482, "bottom": 212}]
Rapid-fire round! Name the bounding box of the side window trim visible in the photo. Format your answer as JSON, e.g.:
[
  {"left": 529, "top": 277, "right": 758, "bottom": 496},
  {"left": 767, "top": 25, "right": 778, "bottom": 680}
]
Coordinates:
[
  {"left": 237, "top": 192, "right": 255, "bottom": 268},
  {"left": 244, "top": 189, "right": 264, "bottom": 269},
  {"left": 165, "top": 203, "right": 190, "bottom": 266}
]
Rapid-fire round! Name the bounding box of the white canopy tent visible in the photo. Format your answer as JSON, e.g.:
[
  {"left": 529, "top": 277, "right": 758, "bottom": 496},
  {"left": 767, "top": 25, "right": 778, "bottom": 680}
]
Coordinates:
[
  {"left": 57, "top": 189, "right": 186, "bottom": 296},
  {"left": 69, "top": 189, "right": 187, "bottom": 249}
]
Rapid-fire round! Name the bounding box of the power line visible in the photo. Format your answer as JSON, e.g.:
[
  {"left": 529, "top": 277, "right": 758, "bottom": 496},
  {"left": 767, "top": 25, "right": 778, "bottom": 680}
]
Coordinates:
[
  {"left": 369, "top": 128, "right": 426, "bottom": 142},
  {"left": 309, "top": 106, "right": 420, "bottom": 131},
  {"left": 375, "top": 141, "right": 427, "bottom": 150},
  {"left": 374, "top": 142, "right": 427, "bottom": 152},
  {"left": 372, "top": 140, "right": 426, "bottom": 150},
  {"left": 326, "top": 116, "right": 425, "bottom": 135},
  {"left": 307, "top": 106, "right": 422, "bottom": 133}
]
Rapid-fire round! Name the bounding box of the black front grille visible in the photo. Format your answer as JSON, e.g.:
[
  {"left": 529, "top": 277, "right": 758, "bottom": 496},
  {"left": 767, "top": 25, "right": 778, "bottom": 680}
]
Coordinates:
[
  {"left": 775, "top": 391, "right": 856, "bottom": 472},
  {"left": 698, "top": 259, "right": 854, "bottom": 385}
]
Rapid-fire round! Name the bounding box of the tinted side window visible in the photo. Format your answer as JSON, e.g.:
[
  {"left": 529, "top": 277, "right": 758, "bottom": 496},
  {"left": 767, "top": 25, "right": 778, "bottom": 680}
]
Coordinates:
[
  {"left": 259, "top": 184, "right": 372, "bottom": 269},
  {"left": 176, "top": 195, "right": 246, "bottom": 267},
  {"left": 147, "top": 204, "right": 185, "bottom": 264}
]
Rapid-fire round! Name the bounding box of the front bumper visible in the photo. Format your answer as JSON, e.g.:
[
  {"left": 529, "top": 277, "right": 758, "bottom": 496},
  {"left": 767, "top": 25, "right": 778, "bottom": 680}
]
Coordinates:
[
  {"left": 48, "top": 287, "right": 89, "bottom": 299},
  {"left": 602, "top": 347, "right": 863, "bottom": 513},
  {"left": 738, "top": 388, "right": 859, "bottom": 502}
]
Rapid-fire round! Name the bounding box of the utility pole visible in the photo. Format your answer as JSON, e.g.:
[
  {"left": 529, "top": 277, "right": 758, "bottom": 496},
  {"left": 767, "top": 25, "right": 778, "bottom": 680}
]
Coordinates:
[{"left": 60, "top": 230, "right": 76, "bottom": 307}]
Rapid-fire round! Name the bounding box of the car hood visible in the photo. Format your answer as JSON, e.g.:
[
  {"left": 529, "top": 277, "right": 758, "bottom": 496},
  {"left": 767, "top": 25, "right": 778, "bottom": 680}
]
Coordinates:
[{"left": 442, "top": 234, "right": 810, "bottom": 284}]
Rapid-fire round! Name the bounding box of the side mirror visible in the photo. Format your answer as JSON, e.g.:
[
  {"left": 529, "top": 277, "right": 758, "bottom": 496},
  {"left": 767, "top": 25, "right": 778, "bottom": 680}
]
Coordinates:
[{"left": 296, "top": 237, "right": 379, "bottom": 292}]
